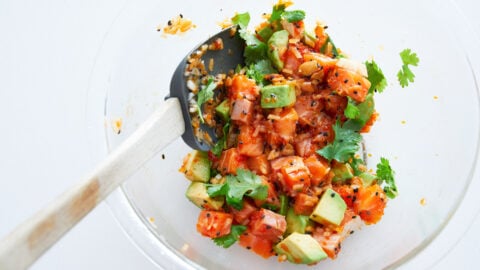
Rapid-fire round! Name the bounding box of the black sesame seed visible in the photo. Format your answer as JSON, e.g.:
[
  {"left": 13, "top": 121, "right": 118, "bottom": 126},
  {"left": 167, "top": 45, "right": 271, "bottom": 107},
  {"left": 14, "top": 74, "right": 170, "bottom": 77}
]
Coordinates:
[
  {"left": 330, "top": 193, "right": 335, "bottom": 198},
  {"left": 179, "top": 14, "right": 183, "bottom": 18},
  {"left": 168, "top": 20, "right": 172, "bottom": 26},
  {"left": 344, "top": 79, "right": 349, "bottom": 84}
]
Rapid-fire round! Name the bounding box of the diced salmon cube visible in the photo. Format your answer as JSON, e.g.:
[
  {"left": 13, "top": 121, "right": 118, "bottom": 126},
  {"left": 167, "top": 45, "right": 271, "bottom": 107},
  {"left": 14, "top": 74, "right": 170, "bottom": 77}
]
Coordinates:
[
  {"left": 217, "top": 148, "right": 247, "bottom": 175},
  {"left": 327, "top": 67, "right": 370, "bottom": 103},
  {"left": 303, "top": 155, "right": 330, "bottom": 186},
  {"left": 271, "top": 156, "right": 311, "bottom": 193},
  {"left": 249, "top": 208, "right": 287, "bottom": 242},
  {"left": 247, "top": 154, "right": 271, "bottom": 175},
  {"left": 237, "top": 125, "right": 264, "bottom": 157},
  {"left": 293, "top": 193, "right": 319, "bottom": 216},
  {"left": 229, "top": 74, "right": 259, "bottom": 100},
  {"left": 231, "top": 99, "right": 253, "bottom": 124}
]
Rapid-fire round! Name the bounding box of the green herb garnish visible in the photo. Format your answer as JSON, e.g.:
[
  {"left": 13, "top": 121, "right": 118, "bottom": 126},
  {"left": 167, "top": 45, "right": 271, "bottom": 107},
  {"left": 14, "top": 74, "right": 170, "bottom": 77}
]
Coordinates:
[
  {"left": 365, "top": 60, "right": 387, "bottom": 93},
  {"left": 397, "top": 48, "right": 419, "bottom": 88},
  {"left": 196, "top": 78, "right": 216, "bottom": 123},
  {"left": 344, "top": 97, "right": 360, "bottom": 119},
  {"left": 207, "top": 169, "right": 268, "bottom": 210},
  {"left": 317, "top": 120, "right": 362, "bottom": 163},
  {"left": 213, "top": 225, "right": 247, "bottom": 248},
  {"left": 281, "top": 10, "right": 306, "bottom": 22},
  {"left": 376, "top": 157, "right": 398, "bottom": 199}
]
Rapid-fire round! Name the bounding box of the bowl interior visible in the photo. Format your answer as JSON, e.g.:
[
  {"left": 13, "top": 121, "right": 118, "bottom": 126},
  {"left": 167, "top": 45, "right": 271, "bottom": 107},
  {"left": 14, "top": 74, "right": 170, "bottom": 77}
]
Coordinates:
[{"left": 88, "top": 0, "right": 480, "bottom": 269}]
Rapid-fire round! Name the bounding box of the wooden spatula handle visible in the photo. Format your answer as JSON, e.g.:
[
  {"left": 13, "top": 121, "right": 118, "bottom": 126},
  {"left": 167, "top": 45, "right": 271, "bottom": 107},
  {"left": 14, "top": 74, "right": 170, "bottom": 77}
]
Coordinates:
[{"left": 0, "top": 98, "right": 185, "bottom": 270}]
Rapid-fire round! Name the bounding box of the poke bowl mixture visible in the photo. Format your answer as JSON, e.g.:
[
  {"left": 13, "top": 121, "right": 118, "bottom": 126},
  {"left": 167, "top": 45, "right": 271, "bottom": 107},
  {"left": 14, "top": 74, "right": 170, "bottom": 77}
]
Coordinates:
[{"left": 178, "top": 1, "right": 409, "bottom": 265}]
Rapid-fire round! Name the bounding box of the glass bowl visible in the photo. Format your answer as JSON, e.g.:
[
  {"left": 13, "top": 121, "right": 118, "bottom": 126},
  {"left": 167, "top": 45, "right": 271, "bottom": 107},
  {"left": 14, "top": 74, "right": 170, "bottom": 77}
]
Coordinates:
[{"left": 85, "top": 0, "right": 480, "bottom": 269}]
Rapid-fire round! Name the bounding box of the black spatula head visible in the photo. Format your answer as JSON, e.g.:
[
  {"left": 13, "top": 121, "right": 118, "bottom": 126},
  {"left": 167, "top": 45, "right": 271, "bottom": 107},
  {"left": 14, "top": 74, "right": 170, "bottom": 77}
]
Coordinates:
[{"left": 168, "top": 27, "right": 245, "bottom": 151}]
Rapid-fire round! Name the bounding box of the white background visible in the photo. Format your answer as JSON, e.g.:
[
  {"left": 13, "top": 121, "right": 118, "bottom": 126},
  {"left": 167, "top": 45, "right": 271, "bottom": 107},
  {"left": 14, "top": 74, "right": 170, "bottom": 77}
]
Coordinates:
[{"left": 0, "top": 0, "right": 479, "bottom": 269}]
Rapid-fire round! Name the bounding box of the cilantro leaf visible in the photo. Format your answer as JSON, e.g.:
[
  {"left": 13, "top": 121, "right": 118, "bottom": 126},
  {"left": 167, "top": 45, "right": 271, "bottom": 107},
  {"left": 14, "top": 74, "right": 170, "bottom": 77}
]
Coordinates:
[
  {"left": 244, "top": 42, "right": 269, "bottom": 65},
  {"left": 317, "top": 121, "right": 362, "bottom": 163},
  {"left": 196, "top": 78, "right": 216, "bottom": 123},
  {"left": 397, "top": 48, "right": 419, "bottom": 88},
  {"left": 211, "top": 121, "right": 230, "bottom": 156},
  {"left": 231, "top": 12, "right": 250, "bottom": 29},
  {"left": 269, "top": 3, "right": 286, "bottom": 23},
  {"left": 237, "top": 29, "right": 269, "bottom": 65},
  {"left": 397, "top": 65, "right": 415, "bottom": 88},
  {"left": 319, "top": 36, "right": 342, "bottom": 58},
  {"left": 213, "top": 225, "right": 247, "bottom": 248},
  {"left": 344, "top": 97, "right": 360, "bottom": 119},
  {"left": 376, "top": 157, "right": 398, "bottom": 199},
  {"left": 399, "top": 48, "right": 419, "bottom": 66},
  {"left": 246, "top": 59, "right": 276, "bottom": 85},
  {"left": 365, "top": 60, "right": 387, "bottom": 93},
  {"left": 207, "top": 168, "right": 268, "bottom": 210},
  {"left": 281, "top": 10, "right": 305, "bottom": 22}
]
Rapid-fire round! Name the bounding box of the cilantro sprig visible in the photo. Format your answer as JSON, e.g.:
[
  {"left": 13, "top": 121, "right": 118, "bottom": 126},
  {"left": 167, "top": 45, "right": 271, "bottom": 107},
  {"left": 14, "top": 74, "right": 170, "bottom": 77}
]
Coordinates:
[
  {"left": 376, "top": 157, "right": 398, "bottom": 199},
  {"left": 344, "top": 97, "right": 360, "bottom": 119},
  {"left": 207, "top": 169, "right": 268, "bottom": 210},
  {"left": 196, "top": 78, "right": 216, "bottom": 123},
  {"left": 397, "top": 49, "right": 419, "bottom": 88},
  {"left": 365, "top": 60, "right": 387, "bottom": 93},
  {"left": 231, "top": 12, "right": 250, "bottom": 29},
  {"left": 246, "top": 59, "right": 276, "bottom": 85},
  {"left": 213, "top": 225, "right": 247, "bottom": 248},
  {"left": 317, "top": 121, "right": 362, "bottom": 163}
]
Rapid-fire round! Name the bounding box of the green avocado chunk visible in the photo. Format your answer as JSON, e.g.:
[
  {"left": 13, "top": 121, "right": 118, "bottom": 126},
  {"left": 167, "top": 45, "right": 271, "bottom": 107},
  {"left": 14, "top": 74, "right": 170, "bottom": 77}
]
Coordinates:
[
  {"left": 275, "top": 232, "right": 328, "bottom": 264},
  {"left": 331, "top": 162, "right": 354, "bottom": 183},
  {"left": 215, "top": 99, "right": 230, "bottom": 121},
  {"left": 310, "top": 188, "right": 347, "bottom": 226},
  {"left": 185, "top": 182, "right": 224, "bottom": 210},
  {"left": 359, "top": 172, "right": 377, "bottom": 187},
  {"left": 260, "top": 84, "right": 296, "bottom": 108},
  {"left": 267, "top": 30, "right": 289, "bottom": 71},
  {"left": 286, "top": 208, "right": 311, "bottom": 235},
  {"left": 181, "top": 150, "right": 211, "bottom": 182}
]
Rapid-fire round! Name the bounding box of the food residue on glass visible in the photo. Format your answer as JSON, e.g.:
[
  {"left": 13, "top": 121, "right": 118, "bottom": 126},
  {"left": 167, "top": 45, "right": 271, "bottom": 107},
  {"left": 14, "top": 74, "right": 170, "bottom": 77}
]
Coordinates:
[
  {"left": 157, "top": 14, "right": 196, "bottom": 35},
  {"left": 112, "top": 117, "right": 123, "bottom": 134}
]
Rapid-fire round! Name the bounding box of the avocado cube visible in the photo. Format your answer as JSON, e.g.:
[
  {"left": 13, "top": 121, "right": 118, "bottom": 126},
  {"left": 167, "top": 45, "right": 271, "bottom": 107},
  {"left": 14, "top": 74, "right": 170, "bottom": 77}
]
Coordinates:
[
  {"left": 180, "top": 150, "right": 211, "bottom": 182},
  {"left": 310, "top": 189, "right": 346, "bottom": 226},
  {"left": 275, "top": 232, "right": 327, "bottom": 264},
  {"left": 359, "top": 172, "right": 377, "bottom": 187},
  {"left": 331, "top": 162, "right": 354, "bottom": 183},
  {"left": 215, "top": 99, "right": 230, "bottom": 121},
  {"left": 185, "top": 182, "right": 224, "bottom": 210},
  {"left": 267, "top": 30, "right": 289, "bottom": 71},
  {"left": 260, "top": 84, "right": 296, "bottom": 108},
  {"left": 286, "top": 208, "right": 311, "bottom": 235}
]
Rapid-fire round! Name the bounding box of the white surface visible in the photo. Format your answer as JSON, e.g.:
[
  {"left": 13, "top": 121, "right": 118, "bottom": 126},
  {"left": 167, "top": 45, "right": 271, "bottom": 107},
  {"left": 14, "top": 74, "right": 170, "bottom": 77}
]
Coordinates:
[{"left": 0, "top": 1, "right": 479, "bottom": 269}]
